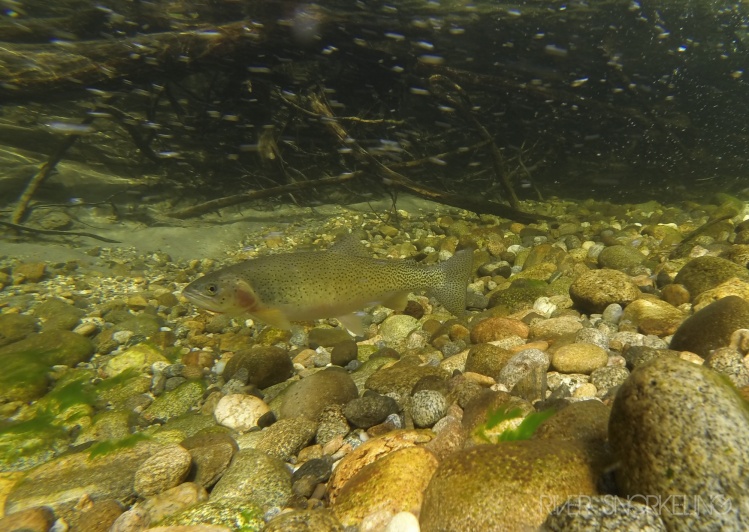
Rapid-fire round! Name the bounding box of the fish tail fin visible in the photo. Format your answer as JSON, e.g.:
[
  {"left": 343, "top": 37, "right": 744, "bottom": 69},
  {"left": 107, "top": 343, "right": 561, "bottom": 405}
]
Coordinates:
[{"left": 430, "top": 248, "right": 473, "bottom": 317}]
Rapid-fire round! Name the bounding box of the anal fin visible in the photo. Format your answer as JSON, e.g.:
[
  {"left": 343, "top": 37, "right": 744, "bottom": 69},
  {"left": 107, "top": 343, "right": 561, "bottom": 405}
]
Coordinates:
[{"left": 252, "top": 307, "right": 292, "bottom": 330}]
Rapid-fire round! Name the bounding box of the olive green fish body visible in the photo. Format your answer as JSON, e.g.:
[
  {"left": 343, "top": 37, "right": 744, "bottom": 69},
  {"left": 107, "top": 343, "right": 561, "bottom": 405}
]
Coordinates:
[{"left": 182, "top": 240, "right": 472, "bottom": 333}]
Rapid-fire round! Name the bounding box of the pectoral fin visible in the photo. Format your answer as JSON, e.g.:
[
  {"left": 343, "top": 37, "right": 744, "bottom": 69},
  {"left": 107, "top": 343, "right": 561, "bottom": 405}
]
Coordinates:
[
  {"left": 235, "top": 280, "right": 292, "bottom": 330},
  {"left": 252, "top": 307, "right": 293, "bottom": 330},
  {"left": 336, "top": 313, "right": 364, "bottom": 337}
]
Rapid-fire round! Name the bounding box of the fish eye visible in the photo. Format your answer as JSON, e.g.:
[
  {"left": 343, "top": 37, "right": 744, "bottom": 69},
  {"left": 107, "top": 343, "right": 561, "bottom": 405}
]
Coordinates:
[{"left": 205, "top": 283, "right": 218, "bottom": 295}]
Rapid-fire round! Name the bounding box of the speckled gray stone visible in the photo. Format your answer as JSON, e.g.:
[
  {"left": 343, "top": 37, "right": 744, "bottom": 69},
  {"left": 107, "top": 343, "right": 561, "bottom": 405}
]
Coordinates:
[
  {"left": 705, "top": 347, "right": 749, "bottom": 387},
  {"left": 575, "top": 327, "right": 610, "bottom": 350},
  {"left": 543, "top": 495, "right": 666, "bottom": 531},
  {"left": 134, "top": 444, "right": 193, "bottom": 497},
  {"left": 210, "top": 449, "right": 292, "bottom": 510},
  {"left": 316, "top": 404, "right": 350, "bottom": 446},
  {"left": 609, "top": 356, "right": 749, "bottom": 530},
  {"left": 410, "top": 390, "right": 447, "bottom": 428},
  {"left": 601, "top": 303, "right": 624, "bottom": 324},
  {"left": 589, "top": 366, "right": 630, "bottom": 393},
  {"left": 255, "top": 417, "right": 318, "bottom": 461}
]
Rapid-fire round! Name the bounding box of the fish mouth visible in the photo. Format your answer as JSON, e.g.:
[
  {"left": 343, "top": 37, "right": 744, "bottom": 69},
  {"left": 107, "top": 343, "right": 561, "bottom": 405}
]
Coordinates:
[{"left": 181, "top": 289, "right": 224, "bottom": 313}]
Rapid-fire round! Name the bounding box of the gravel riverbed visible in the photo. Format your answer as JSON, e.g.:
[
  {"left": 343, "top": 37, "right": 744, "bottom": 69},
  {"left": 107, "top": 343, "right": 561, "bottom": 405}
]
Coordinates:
[{"left": 1, "top": 194, "right": 749, "bottom": 532}]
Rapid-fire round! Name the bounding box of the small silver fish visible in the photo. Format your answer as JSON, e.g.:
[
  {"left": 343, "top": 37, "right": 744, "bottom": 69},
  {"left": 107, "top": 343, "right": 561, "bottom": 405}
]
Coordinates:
[{"left": 182, "top": 236, "right": 473, "bottom": 335}]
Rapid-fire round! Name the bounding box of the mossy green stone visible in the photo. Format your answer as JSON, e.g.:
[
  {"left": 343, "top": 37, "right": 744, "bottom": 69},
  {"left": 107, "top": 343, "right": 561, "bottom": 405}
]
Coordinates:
[
  {"left": 141, "top": 381, "right": 206, "bottom": 423},
  {"left": 355, "top": 344, "right": 379, "bottom": 363},
  {"left": 75, "top": 410, "right": 132, "bottom": 446},
  {"left": 597, "top": 245, "right": 646, "bottom": 272},
  {"left": 104, "top": 343, "right": 169, "bottom": 377},
  {"left": 420, "top": 440, "right": 608, "bottom": 531},
  {"left": 670, "top": 295, "right": 749, "bottom": 357},
  {"left": 222, "top": 346, "right": 293, "bottom": 389},
  {"left": 211, "top": 448, "right": 292, "bottom": 510},
  {"left": 95, "top": 314, "right": 163, "bottom": 354},
  {"left": 0, "top": 356, "right": 50, "bottom": 403},
  {"left": 0, "top": 330, "right": 94, "bottom": 367},
  {"left": 156, "top": 412, "right": 219, "bottom": 440},
  {"left": 489, "top": 279, "right": 551, "bottom": 314},
  {"left": 158, "top": 498, "right": 264, "bottom": 530},
  {"left": 5, "top": 440, "right": 163, "bottom": 519},
  {"left": 95, "top": 370, "right": 152, "bottom": 408},
  {"left": 33, "top": 298, "right": 84, "bottom": 331},
  {"left": 0, "top": 313, "right": 37, "bottom": 347},
  {"left": 674, "top": 256, "right": 749, "bottom": 298},
  {"left": 365, "top": 359, "right": 449, "bottom": 399},
  {"left": 0, "top": 413, "right": 69, "bottom": 471}
]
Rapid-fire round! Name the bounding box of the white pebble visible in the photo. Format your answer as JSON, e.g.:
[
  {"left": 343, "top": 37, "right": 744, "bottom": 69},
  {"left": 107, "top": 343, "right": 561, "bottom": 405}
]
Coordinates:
[
  {"left": 214, "top": 394, "right": 270, "bottom": 431},
  {"left": 113, "top": 330, "right": 134, "bottom": 344},
  {"left": 533, "top": 296, "right": 557, "bottom": 317},
  {"left": 385, "top": 511, "right": 420, "bottom": 532},
  {"left": 212, "top": 359, "right": 227, "bottom": 374}
]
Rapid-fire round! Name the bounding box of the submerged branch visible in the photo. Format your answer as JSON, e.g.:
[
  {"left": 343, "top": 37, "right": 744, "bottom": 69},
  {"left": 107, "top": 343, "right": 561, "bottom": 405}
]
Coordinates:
[
  {"left": 168, "top": 171, "right": 363, "bottom": 219},
  {"left": 0, "top": 220, "right": 122, "bottom": 243}
]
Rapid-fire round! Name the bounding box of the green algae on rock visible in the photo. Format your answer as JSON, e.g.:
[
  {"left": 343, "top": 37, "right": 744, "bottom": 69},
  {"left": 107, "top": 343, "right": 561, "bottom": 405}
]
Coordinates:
[
  {"left": 104, "top": 343, "right": 170, "bottom": 377},
  {"left": 210, "top": 448, "right": 292, "bottom": 510},
  {"left": 158, "top": 498, "right": 264, "bottom": 531},
  {"left": 0, "top": 313, "right": 37, "bottom": 347},
  {"left": 32, "top": 298, "right": 84, "bottom": 332},
  {"left": 609, "top": 356, "right": 749, "bottom": 530},
  {"left": 0, "top": 329, "right": 94, "bottom": 402},
  {"left": 5, "top": 440, "right": 165, "bottom": 520},
  {"left": 0, "top": 373, "right": 98, "bottom": 471},
  {"left": 141, "top": 380, "right": 206, "bottom": 423}
]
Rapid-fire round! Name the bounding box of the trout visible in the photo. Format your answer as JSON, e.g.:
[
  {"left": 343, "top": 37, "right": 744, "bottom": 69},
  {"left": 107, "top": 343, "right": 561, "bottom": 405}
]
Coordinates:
[{"left": 182, "top": 235, "right": 473, "bottom": 335}]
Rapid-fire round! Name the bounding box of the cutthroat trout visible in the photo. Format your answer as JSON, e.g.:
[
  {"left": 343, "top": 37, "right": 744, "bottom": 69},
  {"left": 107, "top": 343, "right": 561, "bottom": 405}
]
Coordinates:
[{"left": 182, "top": 235, "right": 473, "bottom": 335}]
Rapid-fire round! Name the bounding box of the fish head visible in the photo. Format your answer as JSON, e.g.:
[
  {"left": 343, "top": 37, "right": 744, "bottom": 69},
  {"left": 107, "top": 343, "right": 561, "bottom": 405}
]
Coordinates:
[{"left": 182, "top": 274, "right": 259, "bottom": 314}]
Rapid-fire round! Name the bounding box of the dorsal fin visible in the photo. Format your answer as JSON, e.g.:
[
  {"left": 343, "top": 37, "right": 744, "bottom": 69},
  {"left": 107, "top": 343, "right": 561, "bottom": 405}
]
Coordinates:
[{"left": 328, "top": 233, "right": 370, "bottom": 257}]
